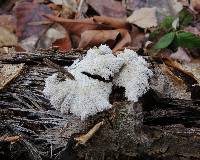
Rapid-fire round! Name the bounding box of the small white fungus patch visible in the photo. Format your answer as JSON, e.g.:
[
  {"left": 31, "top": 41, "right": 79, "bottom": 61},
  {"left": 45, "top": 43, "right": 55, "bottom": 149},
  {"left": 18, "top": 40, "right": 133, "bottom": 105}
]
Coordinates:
[
  {"left": 43, "top": 45, "right": 153, "bottom": 120},
  {"left": 114, "top": 49, "right": 153, "bottom": 102}
]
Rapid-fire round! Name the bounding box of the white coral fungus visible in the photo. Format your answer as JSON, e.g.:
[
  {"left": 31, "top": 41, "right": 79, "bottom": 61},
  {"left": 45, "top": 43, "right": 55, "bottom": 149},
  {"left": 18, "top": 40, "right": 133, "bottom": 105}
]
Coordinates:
[{"left": 43, "top": 45, "right": 153, "bottom": 120}]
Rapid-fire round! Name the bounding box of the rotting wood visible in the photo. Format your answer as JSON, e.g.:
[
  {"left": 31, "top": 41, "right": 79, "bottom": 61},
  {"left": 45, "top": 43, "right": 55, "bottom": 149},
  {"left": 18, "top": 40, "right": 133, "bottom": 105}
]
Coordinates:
[
  {"left": 0, "top": 49, "right": 84, "bottom": 65},
  {"left": 0, "top": 63, "right": 25, "bottom": 91},
  {"left": 0, "top": 51, "right": 200, "bottom": 160}
]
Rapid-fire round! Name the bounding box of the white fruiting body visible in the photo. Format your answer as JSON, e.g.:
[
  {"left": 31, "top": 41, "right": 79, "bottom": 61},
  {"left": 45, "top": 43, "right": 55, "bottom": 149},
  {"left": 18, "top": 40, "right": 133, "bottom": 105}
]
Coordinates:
[
  {"left": 43, "top": 45, "right": 153, "bottom": 120},
  {"left": 114, "top": 49, "right": 153, "bottom": 102}
]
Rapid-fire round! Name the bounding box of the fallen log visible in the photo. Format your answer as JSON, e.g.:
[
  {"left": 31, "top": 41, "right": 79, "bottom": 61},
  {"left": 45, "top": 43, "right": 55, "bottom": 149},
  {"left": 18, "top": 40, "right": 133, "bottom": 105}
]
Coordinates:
[{"left": 0, "top": 51, "right": 200, "bottom": 160}]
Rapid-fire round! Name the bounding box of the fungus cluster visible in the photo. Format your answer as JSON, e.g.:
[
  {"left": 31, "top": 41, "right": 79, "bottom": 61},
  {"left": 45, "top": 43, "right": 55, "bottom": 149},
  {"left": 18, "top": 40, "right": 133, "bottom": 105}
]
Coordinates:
[{"left": 43, "top": 45, "right": 153, "bottom": 120}]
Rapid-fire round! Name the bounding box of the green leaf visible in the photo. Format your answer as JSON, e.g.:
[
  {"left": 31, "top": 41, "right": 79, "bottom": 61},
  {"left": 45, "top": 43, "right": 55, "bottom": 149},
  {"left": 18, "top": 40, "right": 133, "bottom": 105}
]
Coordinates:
[
  {"left": 149, "top": 29, "right": 160, "bottom": 40},
  {"left": 154, "top": 32, "right": 175, "bottom": 49},
  {"left": 178, "top": 8, "right": 193, "bottom": 26},
  {"left": 176, "top": 32, "right": 200, "bottom": 48},
  {"left": 160, "top": 16, "right": 175, "bottom": 29}
]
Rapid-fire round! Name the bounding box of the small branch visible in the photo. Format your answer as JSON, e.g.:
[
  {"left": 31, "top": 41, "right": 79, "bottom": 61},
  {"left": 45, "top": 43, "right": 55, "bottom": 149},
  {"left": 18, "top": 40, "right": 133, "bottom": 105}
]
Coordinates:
[
  {"left": 78, "top": 0, "right": 84, "bottom": 13},
  {"left": 43, "top": 58, "right": 75, "bottom": 80},
  {"left": 75, "top": 120, "right": 104, "bottom": 145}
]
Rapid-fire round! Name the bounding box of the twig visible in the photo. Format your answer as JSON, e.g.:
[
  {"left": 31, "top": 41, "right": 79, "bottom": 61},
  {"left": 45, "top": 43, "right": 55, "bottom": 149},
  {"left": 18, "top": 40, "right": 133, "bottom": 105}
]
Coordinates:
[
  {"left": 75, "top": 120, "right": 104, "bottom": 145},
  {"left": 78, "top": 0, "right": 84, "bottom": 13},
  {"left": 43, "top": 58, "right": 75, "bottom": 80},
  {"left": 34, "top": 22, "right": 55, "bottom": 49}
]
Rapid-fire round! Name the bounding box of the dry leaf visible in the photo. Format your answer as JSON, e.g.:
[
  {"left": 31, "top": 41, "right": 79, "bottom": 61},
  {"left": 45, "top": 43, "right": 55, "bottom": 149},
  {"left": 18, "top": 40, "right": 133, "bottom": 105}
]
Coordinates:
[
  {"left": 161, "top": 64, "right": 184, "bottom": 85},
  {"left": 170, "top": 47, "right": 191, "bottom": 62},
  {"left": 0, "top": 64, "right": 24, "bottom": 91},
  {"left": 44, "top": 14, "right": 129, "bottom": 40},
  {"left": 86, "top": 0, "right": 126, "bottom": 18},
  {"left": 36, "top": 24, "right": 67, "bottom": 49},
  {"left": 123, "top": 0, "right": 147, "bottom": 11},
  {"left": 78, "top": 30, "right": 119, "bottom": 49},
  {"left": 130, "top": 25, "right": 145, "bottom": 50},
  {"left": 124, "top": 0, "right": 183, "bottom": 21},
  {"left": 93, "top": 16, "right": 128, "bottom": 29},
  {"left": 48, "top": 2, "right": 75, "bottom": 18},
  {"left": 182, "top": 61, "right": 200, "bottom": 85},
  {"left": 43, "top": 14, "right": 110, "bottom": 36},
  {"left": 52, "top": 31, "right": 72, "bottom": 51},
  {"left": 0, "top": 15, "right": 16, "bottom": 33},
  {"left": 113, "top": 29, "right": 131, "bottom": 52},
  {"left": 20, "top": 35, "right": 38, "bottom": 51},
  {"left": 0, "top": 25, "right": 25, "bottom": 52},
  {"left": 163, "top": 58, "right": 198, "bottom": 85},
  {"left": 49, "top": 0, "right": 78, "bottom": 12},
  {"left": 127, "top": 7, "right": 158, "bottom": 28},
  {"left": 14, "top": 1, "right": 52, "bottom": 40},
  {"left": 190, "top": 0, "right": 200, "bottom": 13},
  {"left": 160, "top": 58, "right": 200, "bottom": 99},
  {"left": 0, "top": 27, "right": 18, "bottom": 48},
  {"left": 169, "top": 0, "right": 183, "bottom": 15}
]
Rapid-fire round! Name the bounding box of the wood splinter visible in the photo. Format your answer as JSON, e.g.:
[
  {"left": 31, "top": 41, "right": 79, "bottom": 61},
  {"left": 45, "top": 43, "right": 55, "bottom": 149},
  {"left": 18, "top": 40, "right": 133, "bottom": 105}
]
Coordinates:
[
  {"left": 0, "top": 135, "right": 21, "bottom": 143},
  {"left": 75, "top": 121, "right": 104, "bottom": 146}
]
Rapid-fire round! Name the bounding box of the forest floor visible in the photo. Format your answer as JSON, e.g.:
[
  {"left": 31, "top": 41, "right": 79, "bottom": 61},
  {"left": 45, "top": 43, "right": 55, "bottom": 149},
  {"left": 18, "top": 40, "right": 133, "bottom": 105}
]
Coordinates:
[{"left": 0, "top": 0, "right": 200, "bottom": 160}]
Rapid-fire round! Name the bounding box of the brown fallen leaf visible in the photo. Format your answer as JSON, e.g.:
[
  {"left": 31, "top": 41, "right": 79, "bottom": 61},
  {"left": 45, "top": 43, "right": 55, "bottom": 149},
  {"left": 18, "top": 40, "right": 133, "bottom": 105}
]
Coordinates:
[
  {"left": 0, "top": 15, "right": 16, "bottom": 33},
  {"left": 190, "top": 0, "right": 200, "bottom": 13},
  {"left": 0, "top": 26, "right": 20, "bottom": 53},
  {"left": 127, "top": 7, "right": 158, "bottom": 28},
  {"left": 52, "top": 31, "right": 72, "bottom": 51},
  {"left": 14, "top": 1, "right": 52, "bottom": 40},
  {"left": 182, "top": 60, "right": 200, "bottom": 85},
  {"left": 161, "top": 64, "right": 184, "bottom": 85},
  {"left": 78, "top": 30, "right": 119, "bottom": 49},
  {"left": 93, "top": 16, "right": 129, "bottom": 29},
  {"left": 124, "top": 0, "right": 183, "bottom": 18},
  {"left": 0, "top": 27, "right": 18, "bottom": 48},
  {"left": 44, "top": 14, "right": 145, "bottom": 51},
  {"left": 168, "top": 0, "right": 183, "bottom": 16},
  {"left": 31, "top": 24, "right": 67, "bottom": 50},
  {"left": 48, "top": 2, "right": 75, "bottom": 18},
  {"left": 86, "top": 0, "right": 126, "bottom": 18},
  {"left": 123, "top": 0, "right": 147, "bottom": 11},
  {"left": 43, "top": 14, "right": 111, "bottom": 36},
  {"left": 49, "top": 0, "right": 78, "bottom": 12},
  {"left": 163, "top": 58, "right": 198, "bottom": 85},
  {"left": 130, "top": 25, "right": 145, "bottom": 50},
  {"left": 170, "top": 47, "right": 191, "bottom": 62},
  {"left": 113, "top": 29, "right": 131, "bottom": 53},
  {"left": 0, "top": 64, "right": 24, "bottom": 91}
]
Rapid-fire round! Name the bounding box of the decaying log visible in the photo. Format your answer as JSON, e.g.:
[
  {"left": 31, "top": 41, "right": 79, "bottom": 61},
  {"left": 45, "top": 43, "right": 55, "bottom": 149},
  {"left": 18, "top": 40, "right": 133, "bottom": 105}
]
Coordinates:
[{"left": 0, "top": 51, "right": 200, "bottom": 160}]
